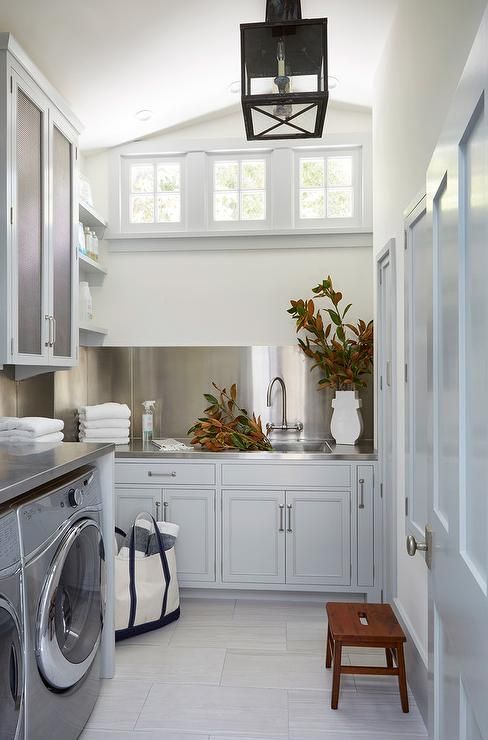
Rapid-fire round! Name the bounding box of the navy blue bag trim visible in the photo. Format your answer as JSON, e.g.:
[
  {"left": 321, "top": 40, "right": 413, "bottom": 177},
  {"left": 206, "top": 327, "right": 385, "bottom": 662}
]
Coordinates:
[{"left": 121, "top": 513, "right": 177, "bottom": 638}]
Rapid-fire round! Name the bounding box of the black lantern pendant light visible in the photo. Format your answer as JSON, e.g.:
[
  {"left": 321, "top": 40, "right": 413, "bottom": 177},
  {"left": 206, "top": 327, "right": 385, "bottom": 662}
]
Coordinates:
[{"left": 240, "top": 0, "right": 328, "bottom": 140}]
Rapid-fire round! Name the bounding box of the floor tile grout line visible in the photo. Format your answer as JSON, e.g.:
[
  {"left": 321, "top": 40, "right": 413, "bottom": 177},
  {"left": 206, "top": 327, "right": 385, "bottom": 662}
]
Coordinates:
[
  {"left": 131, "top": 680, "right": 155, "bottom": 731},
  {"left": 219, "top": 647, "right": 229, "bottom": 686}
]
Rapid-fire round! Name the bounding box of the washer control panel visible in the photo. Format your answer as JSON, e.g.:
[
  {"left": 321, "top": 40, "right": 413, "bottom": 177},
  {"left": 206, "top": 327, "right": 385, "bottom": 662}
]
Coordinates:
[
  {"left": 19, "top": 466, "right": 101, "bottom": 556},
  {"left": 0, "top": 511, "right": 20, "bottom": 570}
]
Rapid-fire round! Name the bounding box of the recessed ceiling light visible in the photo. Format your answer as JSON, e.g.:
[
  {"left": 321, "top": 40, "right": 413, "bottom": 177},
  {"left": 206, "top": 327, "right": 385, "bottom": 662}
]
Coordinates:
[
  {"left": 135, "top": 109, "right": 152, "bottom": 121},
  {"left": 228, "top": 80, "right": 241, "bottom": 94},
  {"left": 328, "top": 76, "right": 339, "bottom": 90}
]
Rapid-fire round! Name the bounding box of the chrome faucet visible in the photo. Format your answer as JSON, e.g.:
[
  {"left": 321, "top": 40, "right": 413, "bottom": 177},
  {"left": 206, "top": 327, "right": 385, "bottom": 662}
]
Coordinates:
[{"left": 266, "top": 376, "right": 303, "bottom": 436}]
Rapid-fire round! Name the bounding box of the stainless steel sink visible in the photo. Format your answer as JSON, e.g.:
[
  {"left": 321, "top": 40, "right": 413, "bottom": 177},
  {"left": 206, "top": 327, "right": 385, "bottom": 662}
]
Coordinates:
[{"left": 268, "top": 440, "right": 332, "bottom": 453}]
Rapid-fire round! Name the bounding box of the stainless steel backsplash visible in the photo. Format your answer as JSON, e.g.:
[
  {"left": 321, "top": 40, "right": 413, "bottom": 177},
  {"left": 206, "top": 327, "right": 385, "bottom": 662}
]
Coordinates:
[{"left": 54, "top": 346, "right": 373, "bottom": 442}]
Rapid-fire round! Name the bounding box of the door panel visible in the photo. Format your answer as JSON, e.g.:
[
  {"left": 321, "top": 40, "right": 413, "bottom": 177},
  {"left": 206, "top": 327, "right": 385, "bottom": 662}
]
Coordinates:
[
  {"left": 164, "top": 489, "right": 216, "bottom": 583},
  {"left": 115, "top": 487, "right": 161, "bottom": 535},
  {"left": 425, "top": 11, "right": 488, "bottom": 739},
  {"left": 285, "top": 490, "right": 350, "bottom": 586},
  {"left": 222, "top": 490, "right": 285, "bottom": 583},
  {"left": 12, "top": 73, "right": 49, "bottom": 362}
]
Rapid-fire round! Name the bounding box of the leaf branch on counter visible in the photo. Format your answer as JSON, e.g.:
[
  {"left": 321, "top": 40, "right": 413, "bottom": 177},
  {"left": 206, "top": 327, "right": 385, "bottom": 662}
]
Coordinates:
[{"left": 188, "top": 383, "right": 272, "bottom": 452}]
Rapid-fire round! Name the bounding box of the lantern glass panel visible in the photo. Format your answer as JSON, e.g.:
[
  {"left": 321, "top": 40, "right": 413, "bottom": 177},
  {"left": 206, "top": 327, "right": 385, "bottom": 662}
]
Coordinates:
[{"left": 250, "top": 103, "right": 319, "bottom": 137}]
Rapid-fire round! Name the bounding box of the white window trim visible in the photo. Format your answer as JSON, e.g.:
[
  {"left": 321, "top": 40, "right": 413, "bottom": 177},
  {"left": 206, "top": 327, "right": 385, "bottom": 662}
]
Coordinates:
[
  {"left": 294, "top": 146, "right": 363, "bottom": 228},
  {"left": 120, "top": 154, "right": 186, "bottom": 233},
  {"left": 207, "top": 151, "right": 271, "bottom": 231}
]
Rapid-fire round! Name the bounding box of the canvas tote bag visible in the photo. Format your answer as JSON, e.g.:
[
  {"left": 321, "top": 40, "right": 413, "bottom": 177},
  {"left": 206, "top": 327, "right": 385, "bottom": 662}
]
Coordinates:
[{"left": 115, "top": 512, "right": 180, "bottom": 640}]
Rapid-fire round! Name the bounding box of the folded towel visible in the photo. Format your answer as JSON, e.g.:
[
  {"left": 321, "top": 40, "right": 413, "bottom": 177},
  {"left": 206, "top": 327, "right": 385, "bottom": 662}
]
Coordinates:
[
  {"left": 79, "top": 403, "right": 131, "bottom": 421},
  {"left": 79, "top": 436, "right": 130, "bottom": 445},
  {"left": 0, "top": 432, "right": 64, "bottom": 444},
  {"left": 0, "top": 429, "right": 64, "bottom": 441},
  {"left": 0, "top": 417, "right": 18, "bottom": 432},
  {"left": 79, "top": 427, "right": 131, "bottom": 440},
  {"left": 15, "top": 417, "right": 64, "bottom": 435},
  {"left": 79, "top": 419, "right": 131, "bottom": 430}
]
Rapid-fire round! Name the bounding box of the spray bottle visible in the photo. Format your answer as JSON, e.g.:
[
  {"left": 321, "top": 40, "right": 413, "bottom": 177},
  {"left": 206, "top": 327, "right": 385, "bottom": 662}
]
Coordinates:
[{"left": 142, "top": 400, "right": 156, "bottom": 445}]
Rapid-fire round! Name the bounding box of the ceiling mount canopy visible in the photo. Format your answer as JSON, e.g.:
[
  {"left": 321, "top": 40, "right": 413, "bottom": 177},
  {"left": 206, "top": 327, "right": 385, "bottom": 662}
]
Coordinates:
[{"left": 240, "top": 0, "right": 328, "bottom": 141}]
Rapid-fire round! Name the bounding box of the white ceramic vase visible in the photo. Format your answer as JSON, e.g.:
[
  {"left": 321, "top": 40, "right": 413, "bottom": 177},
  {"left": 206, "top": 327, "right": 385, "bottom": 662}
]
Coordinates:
[{"left": 330, "top": 390, "right": 363, "bottom": 446}]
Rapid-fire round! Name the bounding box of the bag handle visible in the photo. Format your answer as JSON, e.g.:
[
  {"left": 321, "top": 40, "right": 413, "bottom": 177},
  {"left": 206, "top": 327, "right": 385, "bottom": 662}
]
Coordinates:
[{"left": 127, "top": 512, "right": 171, "bottom": 629}]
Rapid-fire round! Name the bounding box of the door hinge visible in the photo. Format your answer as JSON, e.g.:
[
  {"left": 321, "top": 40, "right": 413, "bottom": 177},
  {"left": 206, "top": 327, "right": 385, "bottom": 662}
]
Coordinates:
[
  {"left": 10, "top": 75, "right": 12, "bottom": 93},
  {"left": 379, "top": 375, "right": 383, "bottom": 391},
  {"left": 405, "top": 498, "right": 409, "bottom": 516},
  {"left": 350, "top": 562, "right": 352, "bottom": 579},
  {"left": 10, "top": 207, "right": 13, "bottom": 225},
  {"left": 404, "top": 364, "right": 408, "bottom": 383},
  {"left": 380, "top": 482, "right": 383, "bottom": 499},
  {"left": 75, "top": 147, "right": 78, "bottom": 160},
  {"left": 10, "top": 337, "right": 14, "bottom": 355},
  {"left": 373, "top": 564, "right": 375, "bottom": 580},
  {"left": 381, "top": 589, "right": 384, "bottom": 602},
  {"left": 379, "top": 269, "right": 382, "bottom": 286}
]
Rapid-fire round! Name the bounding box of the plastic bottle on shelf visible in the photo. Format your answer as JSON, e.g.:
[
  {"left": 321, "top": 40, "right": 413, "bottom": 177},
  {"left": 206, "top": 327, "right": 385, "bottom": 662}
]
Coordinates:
[
  {"left": 84, "top": 227, "right": 92, "bottom": 259},
  {"left": 79, "top": 282, "right": 93, "bottom": 323},
  {"left": 91, "top": 230, "right": 99, "bottom": 261}
]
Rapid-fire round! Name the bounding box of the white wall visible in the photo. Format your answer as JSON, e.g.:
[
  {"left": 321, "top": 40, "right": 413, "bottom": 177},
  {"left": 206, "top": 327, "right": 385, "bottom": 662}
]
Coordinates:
[
  {"left": 83, "top": 103, "right": 373, "bottom": 346},
  {"left": 373, "top": 0, "right": 487, "bottom": 660}
]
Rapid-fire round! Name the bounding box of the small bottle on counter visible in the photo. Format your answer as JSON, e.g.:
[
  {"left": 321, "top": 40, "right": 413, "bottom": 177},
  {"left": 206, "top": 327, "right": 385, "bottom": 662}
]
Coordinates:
[{"left": 142, "top": 400, "right": 156, "bottom": 445}]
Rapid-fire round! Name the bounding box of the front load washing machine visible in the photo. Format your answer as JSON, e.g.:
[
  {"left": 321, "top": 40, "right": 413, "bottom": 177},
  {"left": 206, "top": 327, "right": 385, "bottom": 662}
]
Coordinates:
[
  {"left": 0, "top": 509, "right": 24, "bottom": 740},
  {"left": 17, "top": 465, "right": 105, "bottom": 740}
]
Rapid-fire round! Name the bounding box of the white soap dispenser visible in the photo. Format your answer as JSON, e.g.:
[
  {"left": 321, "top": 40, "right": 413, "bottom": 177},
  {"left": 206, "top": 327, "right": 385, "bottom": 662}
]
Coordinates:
[{"left": 142, "top": 400, "right": 156, "bottom": 445}]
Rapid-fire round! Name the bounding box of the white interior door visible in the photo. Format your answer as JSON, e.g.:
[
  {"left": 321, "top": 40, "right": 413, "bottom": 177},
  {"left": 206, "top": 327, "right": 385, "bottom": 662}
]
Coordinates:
[{"left": 412, "top": 11, "right": 488, "bottom": 739}]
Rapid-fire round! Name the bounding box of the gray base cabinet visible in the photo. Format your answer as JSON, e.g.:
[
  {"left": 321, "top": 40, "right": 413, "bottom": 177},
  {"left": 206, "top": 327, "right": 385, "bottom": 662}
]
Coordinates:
[
  {"left": 285, "top": 490, "right": 351, "bottom": 586},
  {"left": 114, "top": 457, "right": 380, "bottom": 598},
  {"left": 222, "top": 490, "right": 285, "bottom": 584}
]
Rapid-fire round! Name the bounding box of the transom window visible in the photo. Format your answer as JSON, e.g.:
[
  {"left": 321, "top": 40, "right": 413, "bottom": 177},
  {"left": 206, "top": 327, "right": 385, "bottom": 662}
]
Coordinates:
[
  {"left": 128, "top": 159, "right": 181, "bottom": 225},
  {"left": 296, "top": 148, "right": 361, "bottom": 223},
  {"left": 212, "top": 158, "right": 266, "bottom": 223}
]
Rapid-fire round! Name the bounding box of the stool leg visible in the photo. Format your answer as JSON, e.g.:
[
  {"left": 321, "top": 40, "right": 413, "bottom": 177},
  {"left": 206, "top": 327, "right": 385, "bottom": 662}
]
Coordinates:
[
  {"left": 326, "top": 625, "right": 333, "bottom": 668},
  {"left": 385, "top": 647, "right": 394, "bottom": 668},
  {"left": 396, "top": 643, "right": 409, "bottom": 713},
  {"left": 331, "top": 640, "right": 343, "bottom": 710}
]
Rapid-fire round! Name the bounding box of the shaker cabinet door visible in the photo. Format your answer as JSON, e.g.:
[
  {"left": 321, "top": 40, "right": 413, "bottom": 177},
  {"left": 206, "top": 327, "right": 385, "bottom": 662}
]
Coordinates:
[
  {"left": 164, "top": 489, "right": 216, "bottom": 583},
  {"left": 49, "top": 110, "right": 78, "bottom": 365},
  {"left": 285, "top": 490, "right": 351, "bottom": 586},
  {"left": 222, "top": 490, "right": 285, "bottom": 584},
  {"left": 114, "top": 486, "right": 161, "bottom": 536},
  {"left": 11, "top": 72, "right": 49, "bottom": 363}
]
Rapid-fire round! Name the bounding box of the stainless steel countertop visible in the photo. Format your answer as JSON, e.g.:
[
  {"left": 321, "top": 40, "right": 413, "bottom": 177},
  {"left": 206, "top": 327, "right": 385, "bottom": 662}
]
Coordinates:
[
  {"left": 115, "top": 439, "right": 377, "bottom": 461},
  {"left": 0, "top": 442, "right": 114, "bottom": 507}
]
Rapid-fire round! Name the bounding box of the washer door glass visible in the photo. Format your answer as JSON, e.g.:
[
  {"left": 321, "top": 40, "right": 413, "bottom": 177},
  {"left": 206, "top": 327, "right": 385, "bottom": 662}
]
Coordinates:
[
  {"left": 0, "top": 598, "right": 23, "bottom": 740},
  {"left": 37, "top": 519, "right": 105, "bottom": 690}
]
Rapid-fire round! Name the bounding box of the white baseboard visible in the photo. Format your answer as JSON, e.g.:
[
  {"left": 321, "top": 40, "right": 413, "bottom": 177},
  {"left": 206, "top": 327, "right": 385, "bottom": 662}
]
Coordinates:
[
  {"left": 393, "top": 597, "right": 429, "bottom": 726},
  {"left": 181, "top": 588, "right": 365, "bottom": 604}
]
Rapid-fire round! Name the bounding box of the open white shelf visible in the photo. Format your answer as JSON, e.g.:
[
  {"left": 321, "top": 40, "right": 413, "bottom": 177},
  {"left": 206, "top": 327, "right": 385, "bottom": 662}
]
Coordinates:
[
  {"left": 79, "top": 253, "right": 107, "bottom": 278},
  {"left": 79, "top": 200, "right": 107, "bottom": 230},
  {"left": 79, "top": 321, "right": 107, "bottom": 335},
  {"left": 79, "top": 321, "right": 108, "bottom": 347}
]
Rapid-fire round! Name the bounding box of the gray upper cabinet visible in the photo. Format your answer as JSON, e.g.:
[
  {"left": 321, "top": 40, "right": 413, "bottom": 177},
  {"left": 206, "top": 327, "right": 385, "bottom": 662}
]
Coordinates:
[{"left": 0, "top": 35, "right": 81, "bottom": 367}]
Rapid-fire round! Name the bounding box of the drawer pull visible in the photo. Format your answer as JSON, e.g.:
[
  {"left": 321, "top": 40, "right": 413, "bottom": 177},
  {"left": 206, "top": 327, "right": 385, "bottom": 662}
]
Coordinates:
[
  {"left": 148, "top": 471, "right": 177, "bottom": 478},
  {"left": 155, "top": 500, "right": 161, "bottom": 519},
  {"left": 358, "top": 478, "right": 365, "bottom": 509}
]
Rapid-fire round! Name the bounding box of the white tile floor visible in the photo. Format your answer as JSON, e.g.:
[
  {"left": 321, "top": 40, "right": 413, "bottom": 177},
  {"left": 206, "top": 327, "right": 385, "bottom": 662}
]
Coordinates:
[{"left": 80, "top": 597, "right": 428, "bottom": 740}]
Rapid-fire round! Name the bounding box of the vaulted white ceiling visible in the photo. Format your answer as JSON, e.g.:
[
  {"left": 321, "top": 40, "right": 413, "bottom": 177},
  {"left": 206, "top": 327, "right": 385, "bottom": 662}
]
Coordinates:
[{"left": 0, "top": 0, "right": 397, "bottom": 150}]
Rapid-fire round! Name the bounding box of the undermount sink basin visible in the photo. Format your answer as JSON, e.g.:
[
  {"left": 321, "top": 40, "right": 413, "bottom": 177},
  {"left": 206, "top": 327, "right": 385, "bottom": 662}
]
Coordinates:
[{"left": 268, "top": 440, "right": 332, "bottom": 453}]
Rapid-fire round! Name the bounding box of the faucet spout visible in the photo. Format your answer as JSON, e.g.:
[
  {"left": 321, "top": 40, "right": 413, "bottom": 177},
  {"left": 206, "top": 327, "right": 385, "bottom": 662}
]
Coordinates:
[{"left": 266, "top": 376, "right": 287, "bottom": 428}]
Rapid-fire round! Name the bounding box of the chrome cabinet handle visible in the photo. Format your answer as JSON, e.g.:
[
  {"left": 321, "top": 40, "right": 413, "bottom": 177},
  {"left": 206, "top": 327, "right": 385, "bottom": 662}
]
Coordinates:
[
  {"left": 278, "top": 504, "right": 284, "bottom": 532},
  {"left": 52, "top": 317, "right": 56, "bottom": 346},
  {"left": 287, "top": 504, "right": 293, "bottom": 532},
  {"left": 45, "top": 315, "right": 53, "bottom": 347},
  {"left": 163, "top": 501, "right": 168, "bottom": 521},
  {"left": 155, "top": 501, "right": 161, "bottom": 519},
  {"left": 147, "top": 471, "right": 176, "bottom": 478},
  {"left": 358, "top": 478, "right": 365, "bottom": 509}
]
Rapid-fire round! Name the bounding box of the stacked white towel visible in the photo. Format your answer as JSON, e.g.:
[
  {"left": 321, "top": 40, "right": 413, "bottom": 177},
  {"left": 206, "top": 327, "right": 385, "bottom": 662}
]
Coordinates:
[
  {"left": 0, "top": 417, "right": 64, "bottom": 444},
  {"left": 78, "top": 403, "right": 131, "bottom": 445}
]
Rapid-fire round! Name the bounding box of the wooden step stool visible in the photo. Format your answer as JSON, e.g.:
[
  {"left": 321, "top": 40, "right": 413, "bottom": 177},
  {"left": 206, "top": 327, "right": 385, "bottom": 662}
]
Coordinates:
[{"left": 326, "top": 602, "right": 409, "bottom": 713}]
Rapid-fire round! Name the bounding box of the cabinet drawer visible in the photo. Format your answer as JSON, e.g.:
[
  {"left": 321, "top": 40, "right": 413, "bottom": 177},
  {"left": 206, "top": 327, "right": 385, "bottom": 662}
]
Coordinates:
[
  {"left": 221, "top": 463, "right": 351, "bottom": 488},
  {"left": 115, "top": 461, "right": 216, "bottom": 486}
]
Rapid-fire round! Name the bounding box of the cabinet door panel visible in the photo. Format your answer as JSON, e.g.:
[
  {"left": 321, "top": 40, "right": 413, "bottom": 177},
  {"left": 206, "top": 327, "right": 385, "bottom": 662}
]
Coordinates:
[
  {"left": 222, "top": 490, "right": 285, "bottom": 583},
  {"left": 285, "top": 490, "right": 351, "bottom": 585},
  {"left": 51, "top": 117, "right": 76, "bottom": 362},
  {"left": 164, "top": 489, "right": 216, "bottom": 583},
  {"left": 357, "top": 466, "right": 374, "bottom": 586},
  {"left": 13, "top": 74, "right": 49, "bottom": 360},
  {"left": 115, "top": 487, "right": 161, "bottom": 535}
]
